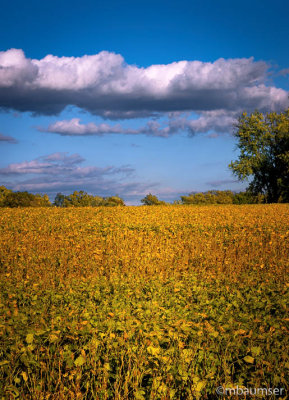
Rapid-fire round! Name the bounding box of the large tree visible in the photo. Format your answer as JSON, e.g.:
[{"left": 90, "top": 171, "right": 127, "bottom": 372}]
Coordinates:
[{"left": 229, "top": 109, "right": 289, "bottom": 203}]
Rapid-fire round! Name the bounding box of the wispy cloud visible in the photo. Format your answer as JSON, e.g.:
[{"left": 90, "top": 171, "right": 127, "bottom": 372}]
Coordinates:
[
  {"left": 206, "top": 179, "right": 239, "bottom": 187},
  {"left": 0, "top": 132, "right": 18, "bottom": 143},
  {"left": 0, "top": 152, "right": 158, "bottom": 201},
  {"left": 0, "top": 152, "right": 134, "bottom": 178},
  {"left": 0, "top": 49, "right": 288, "bottom": 118},
  {"left": 279, "top": 68, "right": 289, "bottom": 76}
]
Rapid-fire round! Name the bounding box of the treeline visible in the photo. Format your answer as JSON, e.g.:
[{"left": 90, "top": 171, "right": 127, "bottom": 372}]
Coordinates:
[
  {"left": 0, "top": 187, "right": 125, "bottom": 207},
  {"left": 180, "top": 190, "right": 264, "bottom": 205},
  {"left": 0, "top": 186, "right": 266, "bottom": 207},
  {"left": 141, "top": 191, "right": 264, "bottom": 205}
]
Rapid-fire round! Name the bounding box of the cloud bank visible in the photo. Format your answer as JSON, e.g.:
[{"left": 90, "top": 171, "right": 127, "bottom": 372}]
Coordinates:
[
  {"left": 0, "top": 152, "right": 157, "bottom": 199},
  {"left": 0, "top": 48, "right": 288, "bottom": 119}
]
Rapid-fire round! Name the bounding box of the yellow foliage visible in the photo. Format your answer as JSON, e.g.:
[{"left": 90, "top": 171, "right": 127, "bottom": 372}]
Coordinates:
[{"left": 0, "top": 204, "right": 288, "bottom": 284}]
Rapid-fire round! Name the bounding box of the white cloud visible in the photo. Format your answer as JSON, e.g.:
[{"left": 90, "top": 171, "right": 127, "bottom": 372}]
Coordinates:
[
  {"left": 0, "top": 48, "right": 288, "bottom": 117},
  {"left": 40, "top": 118, "right": 178, "bottom": 137},
  {"left": 40, "top": 119, "right": 124, "bottom": 136},
  {"left": 40, "top": 110, "right": 238, "bottom": 138}
]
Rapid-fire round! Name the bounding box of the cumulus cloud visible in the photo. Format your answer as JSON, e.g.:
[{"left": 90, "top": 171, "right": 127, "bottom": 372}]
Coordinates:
[
  {"left": 0, "top": 48, "right": 288, "bottom": 118},
  {"left": 0, "top": 132, "right": 18, "bottom": 143}
]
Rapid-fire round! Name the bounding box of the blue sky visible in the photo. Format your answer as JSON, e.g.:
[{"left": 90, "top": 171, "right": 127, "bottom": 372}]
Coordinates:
[{"left": 1, "top": 0, "right": 289, "bottom": 204}]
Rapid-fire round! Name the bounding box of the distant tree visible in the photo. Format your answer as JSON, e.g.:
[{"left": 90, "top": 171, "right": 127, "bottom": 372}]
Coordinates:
[
  {"left": 54, "top": 193, "right": 66, "bottom": 207},
  {"left": 181, "top": 191, "right": 234, "bottom": 205},
  {"left": 181, "top": 193, "right": 205, "bottom": 204},
  {"left": 102, "top": 196, "right": 125, "bottom": 207},
  {"left": 90, "top": 195, "right": 105, "bottom": 207},
  {"left": 229, "top": 109, "right": 289, "bottom": 203},
  {"left": 66, "top": 191, "right": 93, "bottom": 207},
  {"left": 53, "top": 192, "right": 125, "bottom": 207},
  {"left": 3, "top": 191, "right": 51, "bottom": 207},
  {"left": 213, "top": 190, "right": 234, "bottom": 204},
  {"left": 141, "top": 193, "right": 165, "bottom": 205},
  {"left": 33, "top": 194, "right": 51, "bottom": 206},
  {"left": 0, "top": 186, "right": 12, "bottom": 206},
  {"left": 193, "top": 193, "right": 207, "bottom": 204},
  {"left": 3, "top": 191, "right": 32, "bottom": 207},
  {"left": 233, "top": 191, "right": 264, "bottom": 204},
  {"left": 180, "top": 194, "right": 193, "bottom": 205}
]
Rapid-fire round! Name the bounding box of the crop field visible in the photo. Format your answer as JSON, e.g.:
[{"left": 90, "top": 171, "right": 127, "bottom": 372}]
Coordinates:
[{"left": 0, "top": 205, "right": 289, "bottom": 399}]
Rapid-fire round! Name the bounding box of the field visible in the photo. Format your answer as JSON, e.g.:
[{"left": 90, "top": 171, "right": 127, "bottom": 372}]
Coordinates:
[{"left": 0, "top": 205, "right": 289, "bottom": 399}]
